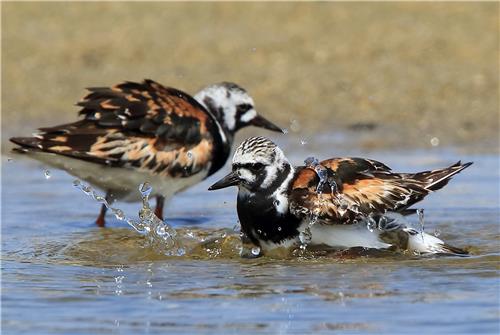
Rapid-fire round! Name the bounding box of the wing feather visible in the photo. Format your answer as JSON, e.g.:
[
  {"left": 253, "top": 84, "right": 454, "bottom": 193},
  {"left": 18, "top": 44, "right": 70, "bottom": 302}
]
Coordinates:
[
  {"left": 11, "top": 80, "right": 217, "bottom": 177},
  {"left": 290, "top": 158, "right": 432, "bottom": 225}
]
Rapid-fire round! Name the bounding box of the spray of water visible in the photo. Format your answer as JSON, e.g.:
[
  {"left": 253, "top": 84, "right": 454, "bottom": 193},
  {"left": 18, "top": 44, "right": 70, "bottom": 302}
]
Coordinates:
[{"left": 73, "top": 179, "right": 185, "bottom": 256}]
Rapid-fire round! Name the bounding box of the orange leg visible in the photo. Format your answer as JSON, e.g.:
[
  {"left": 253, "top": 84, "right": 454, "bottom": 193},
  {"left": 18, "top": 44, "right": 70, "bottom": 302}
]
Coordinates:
[
  {"left": 95, "top": 203, "right": 107, "bottom": 227},
  {"left": 95, "top": 192, "right": 112, "bottom": 227},
  {"left": 154, "top": 195, "right": 165, "bottom": 221}
]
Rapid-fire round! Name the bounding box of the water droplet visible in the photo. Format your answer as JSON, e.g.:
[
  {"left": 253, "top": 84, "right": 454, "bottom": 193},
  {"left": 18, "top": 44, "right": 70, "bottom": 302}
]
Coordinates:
[
  {"left": 299, "top": 227, "right": 312, "bottom": 244},
  {"left": 433, "top": 229, "right": 441, "bottom": 237},
  {"left": 44, "top": 169, "right": 51, "bottom": 179},
  {"left": 366, "top": 217, "right": 377, "bottom": 232},
  {"left": 304, "top": 156, "right": 319, "bottom": 167},
  {"left": 417, "top": 208, "right": 425, "bottom": 242},
  {"left": 156, "top": 225, "right": 167, "bottom": 236},
  {"left": 139, "top": 182, "right": 152, "bottom": 199},
  {"left": 300, "top": 139, "right": 308, "bottom": 146},
  {"left": 314, "top": 164, "right": 329, "bottom": 193},
  {"left": 251, "top": 247, "right": 261, "bottom": 256},
  {"left": 115, "top": 275, "right": 124, "bottom": 284},
  {"left": 81, "top": 185, "right": 92, "bottom": 195},
  {"left": 430, "top": 137, "right": 440, "bottom": 147},
  {"left": 187, "top": 151, "right": 193, "bottom": 159},
  {"left": 176, "top": 248, "right": 186, "bottom": 256},
  {"left": 112, "top": 208, "right": 125, "bottom": 221},
  {"left": 282, "top": 128, "right": 289, "bottom": 134},
  {"left": 277, "top": 226, "right": 282, "bottom": 231},
  {"left": 94, "top": 195, "right": 108, "bottom": 206}
]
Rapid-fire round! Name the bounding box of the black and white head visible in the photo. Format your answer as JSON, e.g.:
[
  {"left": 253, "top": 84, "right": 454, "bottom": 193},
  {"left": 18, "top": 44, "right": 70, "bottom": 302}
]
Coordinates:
[
  {"left": 194, "top": 82, "right": 282, "bottom": 136},
  {"left": 208, "top": 137, "right": 293, "bottom": 194}
]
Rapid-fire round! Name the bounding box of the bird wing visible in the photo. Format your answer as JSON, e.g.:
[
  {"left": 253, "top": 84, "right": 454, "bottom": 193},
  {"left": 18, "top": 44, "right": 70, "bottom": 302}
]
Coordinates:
[
  {"left": 76, "top": 79, "right": 210, "bottom": 143},
  {"left": 11, "top": 80, "right": 216, "bottom": 177},
  {"left": 289, "top": 157, "right": 431, "bottom": 224}
]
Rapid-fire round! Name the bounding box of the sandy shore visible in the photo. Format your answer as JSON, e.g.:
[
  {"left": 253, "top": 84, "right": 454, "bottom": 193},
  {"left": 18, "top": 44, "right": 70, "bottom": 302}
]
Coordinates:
[{"left": 3, "top": 2, "right": 498, "bottom": 153}]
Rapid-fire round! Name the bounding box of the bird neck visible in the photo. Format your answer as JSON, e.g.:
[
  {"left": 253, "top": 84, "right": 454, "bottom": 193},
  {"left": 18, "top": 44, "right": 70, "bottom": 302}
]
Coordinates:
[
  {"left": 240, "top": 162, "right": 295, "bottom": 215},
  {"left": 236, "top": 164, "right": 300, "bottom": 246},
  {"left": 194, "top": 92, "right": 233, "bottom": 176}
]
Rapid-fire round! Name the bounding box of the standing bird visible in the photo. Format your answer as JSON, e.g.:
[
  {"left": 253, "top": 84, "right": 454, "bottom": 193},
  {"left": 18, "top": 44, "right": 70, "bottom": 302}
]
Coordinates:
[
  {"left": 10, "top": 80, "right": 282, "bottom": 226},
  {"left": 209, "top": 137, "right": 471, "bottom": 256}
]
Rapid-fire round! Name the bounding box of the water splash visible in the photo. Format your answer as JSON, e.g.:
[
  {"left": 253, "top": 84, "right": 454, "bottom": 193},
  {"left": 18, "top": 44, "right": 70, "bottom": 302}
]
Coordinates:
[
  {"left": 73, "top": 179, "right": 185, "bottom": 256},
  {"left": 433, "top": 228, "right": 441, "bottom": 237},
  {"left": 139, "top": 182, "right": 153, "bottom": 199},
  {"left": 251, "top": 246, "right": 261, "bottom": 256},
  {"left": 417, "top": 209, "right": 425, "bottom": 243},
  {"left": 366, "top": 216, "right": 377, "bottom": 232},
  {"left": 298, "top": 213, "right": 319, "bottom": 251},
  {"left": 304, "top": 156, "right": 319, "bottom": 167}
]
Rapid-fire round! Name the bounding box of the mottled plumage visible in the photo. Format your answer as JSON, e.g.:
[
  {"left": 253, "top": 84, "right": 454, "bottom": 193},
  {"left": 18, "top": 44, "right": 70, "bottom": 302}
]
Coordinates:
[
  {"left": 10, "top": 80, "right": 282, "bottom": 226},
  {"left": 209, "top": 137, "right": 471, "bottom": 256},
  {"left": 289, "top": 158, "right": 471, "bottom": 225}
]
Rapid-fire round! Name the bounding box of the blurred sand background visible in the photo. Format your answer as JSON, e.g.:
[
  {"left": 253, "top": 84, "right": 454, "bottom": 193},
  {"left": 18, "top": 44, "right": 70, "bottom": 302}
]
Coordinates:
[{"left": 2, "top": 2, "right": 499, "bottom": 153}]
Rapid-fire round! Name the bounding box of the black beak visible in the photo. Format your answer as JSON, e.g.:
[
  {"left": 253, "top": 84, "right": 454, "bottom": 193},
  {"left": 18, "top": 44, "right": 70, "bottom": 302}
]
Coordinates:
[
  {"left": 208, "top": 171, "right": 240, "bottom": 190},
  {"left": 250, "top": 114, "right": 284, "bottom": 133}
]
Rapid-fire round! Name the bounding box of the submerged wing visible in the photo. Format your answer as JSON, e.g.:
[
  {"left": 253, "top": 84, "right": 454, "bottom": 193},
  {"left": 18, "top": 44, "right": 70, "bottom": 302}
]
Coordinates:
[
  {"left": 10, "top": 80, "right": 216, "bottom": 177},
  {"left": 289, "top": 157, "right": 472, "bottom": 224}
]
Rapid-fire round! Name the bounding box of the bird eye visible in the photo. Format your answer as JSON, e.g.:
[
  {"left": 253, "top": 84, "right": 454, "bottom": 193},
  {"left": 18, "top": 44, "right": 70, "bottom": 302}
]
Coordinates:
[
  {"left": 249, "top": 163, "right": 264, "bottom": 171},
  {"left": 237, "top": 104, "right": 253, "bottom": 114}
]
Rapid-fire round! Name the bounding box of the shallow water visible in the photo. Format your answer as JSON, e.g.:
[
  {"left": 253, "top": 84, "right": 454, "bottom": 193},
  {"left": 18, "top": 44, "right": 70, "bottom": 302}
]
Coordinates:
[{"left": 2, "top": 137, "right": 499, "bottom": 334}]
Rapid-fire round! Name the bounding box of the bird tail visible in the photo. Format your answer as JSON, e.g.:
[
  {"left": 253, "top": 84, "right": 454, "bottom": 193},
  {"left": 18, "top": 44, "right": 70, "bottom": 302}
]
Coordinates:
[
  {"left": 405, "top": 229, "right": 469, "bottom": 255},
  {"left": 412, "top": 161, "right": 473, "bottom": 192},
  {"left": 10, "top": 137, "right": 43, "bottom": 153}
]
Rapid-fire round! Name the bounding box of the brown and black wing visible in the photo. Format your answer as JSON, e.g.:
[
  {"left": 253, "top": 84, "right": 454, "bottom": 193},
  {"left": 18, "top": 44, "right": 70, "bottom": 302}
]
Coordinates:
[
  {"left": 76, "top": 79, "right": 210, "bottom": 143},
  {"left": 289, "top": 158, "right": 472, "bottom": 224},
  {"left": 10, "top": 80, "right": 217, "bottom": 177}
]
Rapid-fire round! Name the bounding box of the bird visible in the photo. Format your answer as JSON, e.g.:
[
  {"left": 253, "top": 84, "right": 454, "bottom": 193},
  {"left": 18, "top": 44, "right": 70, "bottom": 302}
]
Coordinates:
[
  {"left": 208, "top": 136, "right": 472, "bottom": 256},
  {"left": 10, "top": 80, "right": 282, "bottom": 227}
]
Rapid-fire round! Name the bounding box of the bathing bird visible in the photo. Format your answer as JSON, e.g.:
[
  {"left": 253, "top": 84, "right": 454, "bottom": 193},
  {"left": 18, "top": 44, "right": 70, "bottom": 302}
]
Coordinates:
[
  {"left": 10, "top": 80, "right": 282, "bottom": 226},
  {"left": 209, "top": 136, "right": 471, "bottom": 255}
]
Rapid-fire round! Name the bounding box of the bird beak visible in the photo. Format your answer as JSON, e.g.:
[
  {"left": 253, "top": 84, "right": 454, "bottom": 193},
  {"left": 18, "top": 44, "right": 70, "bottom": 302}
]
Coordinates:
[
  {"left": 250, "top": 114, "right": 284, "bottom": 133},
  {"left": 208, "top": 171, "right": 240, "bottom": 190}
]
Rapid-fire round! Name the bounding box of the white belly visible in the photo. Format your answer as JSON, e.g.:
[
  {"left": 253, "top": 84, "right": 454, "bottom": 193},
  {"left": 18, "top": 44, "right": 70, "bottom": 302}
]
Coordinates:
[
  {"left": 21, "top": 151, "right": 209, "bottom": 202},
  {"left": 304, "top": 221, "right": 452, "bottom": 254},
  {"left": 308, "top": 223, "right": 392, "bottom": 249}
]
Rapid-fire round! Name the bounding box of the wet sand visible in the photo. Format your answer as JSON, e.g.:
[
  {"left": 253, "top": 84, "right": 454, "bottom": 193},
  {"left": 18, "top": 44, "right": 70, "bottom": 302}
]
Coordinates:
[{"left": 2, "top": 2, "right": 499, "bottom": 152}]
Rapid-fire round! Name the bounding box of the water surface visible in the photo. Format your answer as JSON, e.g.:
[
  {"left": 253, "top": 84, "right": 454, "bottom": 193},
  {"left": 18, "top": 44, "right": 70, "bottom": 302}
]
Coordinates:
[{"left": 2, "top": 137, "right": 499, "bottom": 334}]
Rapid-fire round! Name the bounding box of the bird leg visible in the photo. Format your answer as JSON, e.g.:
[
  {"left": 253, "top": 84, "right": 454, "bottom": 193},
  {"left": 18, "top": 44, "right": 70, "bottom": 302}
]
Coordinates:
[
  {"left": 154, "top": 195, "right": 165, "bottom": 221},
  {"left": 95, "top": 192, "right": 113, "bottom": 227}
]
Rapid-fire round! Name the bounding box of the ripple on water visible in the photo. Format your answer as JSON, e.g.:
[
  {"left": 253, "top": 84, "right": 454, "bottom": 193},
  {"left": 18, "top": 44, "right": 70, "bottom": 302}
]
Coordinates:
[{"left": 2, "top": 152, "right": 499, "bottom": 334}]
